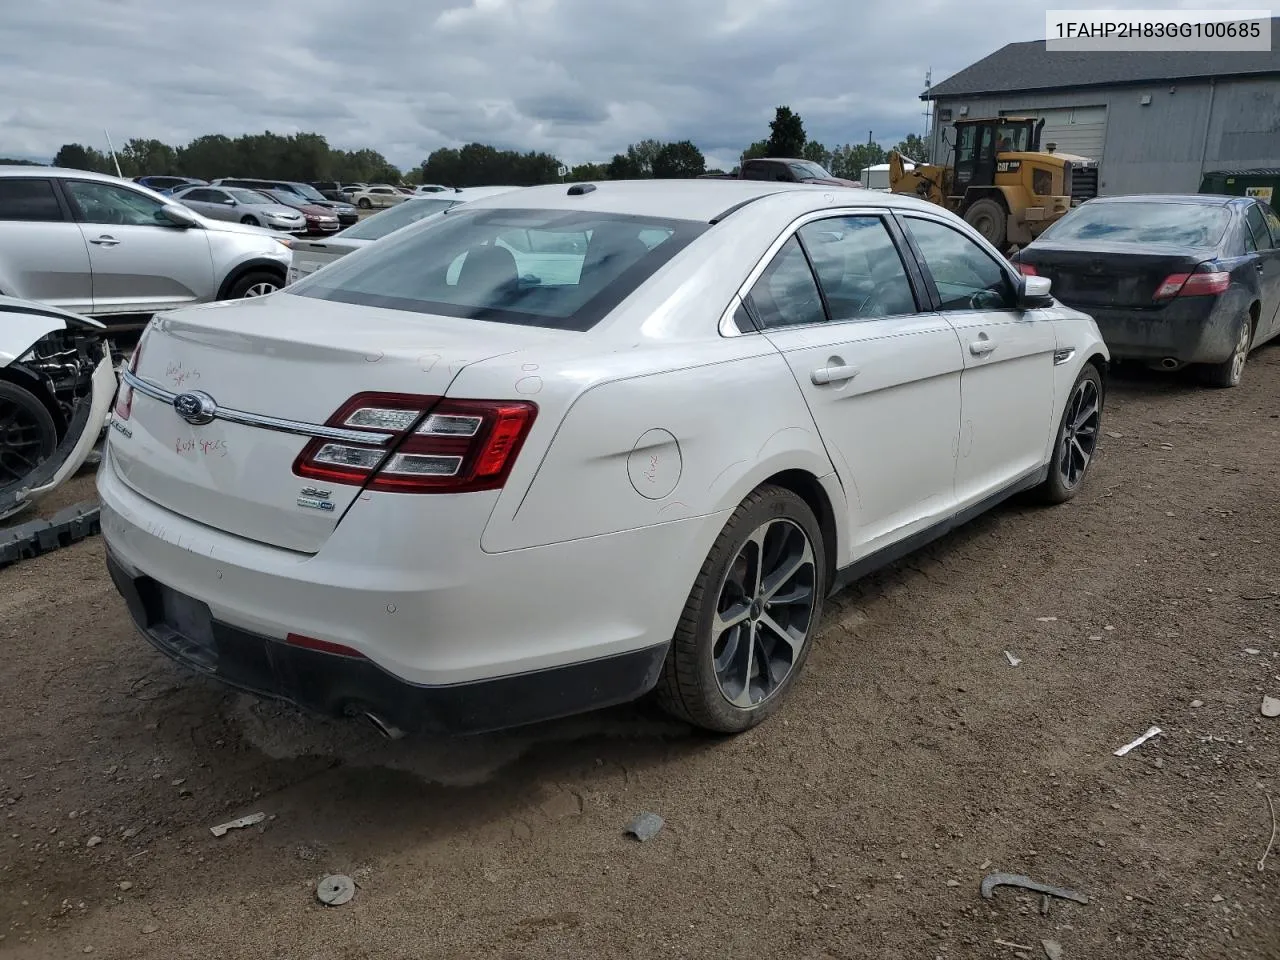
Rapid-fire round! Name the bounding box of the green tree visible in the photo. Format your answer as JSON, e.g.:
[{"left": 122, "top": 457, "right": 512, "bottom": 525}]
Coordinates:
[
  {"left": 740, "top": 139, "right": 768, "bottom": 162},
  {"left": 605, "top": 152, "right": 643, "bottom": 179},
  {"left": 53, "top": 143, "right": 113, "bottom": 173},
  {"left": 0, "top": 158, "right": 44, "bottom": 166},
  {"left": 651, "top": 140, "right": 705, "bottom": 179},
  {"left": 893, "top": 134, "right": 927, "bottom": 161},
  {"left": 568, "top": 162, "right": 607, "bottom": 182},
  {"left": 765, "top": 107, "right": 806, "bottom": 158},
  {"left": 118, "top": 138, "right": 179, "bottom": 178},
  {"left": 420, "top": 143, "right": 561, "bottom": 187},
  {"left": 828, "top": 142, "right": 887, "bottom": 181},
  {"left": 624, "top": 139, "right": 664, "bottom": 178},
  {"left": 801, "top": 140, "right": 832, "bottom": 170}
]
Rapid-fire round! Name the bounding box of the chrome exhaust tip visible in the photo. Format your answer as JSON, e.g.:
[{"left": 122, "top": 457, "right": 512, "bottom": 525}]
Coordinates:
[
  {"left": 1160, "top": 357, "right": 1180, "bottom": 370},
  {"left": 362, "top": 711, "right": 406, "bottom": 740}
]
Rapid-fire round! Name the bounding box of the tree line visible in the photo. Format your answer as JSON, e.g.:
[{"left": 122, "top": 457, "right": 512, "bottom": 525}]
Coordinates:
[{"left": 39, "top": 107, "right": 928, "bottom": 188}]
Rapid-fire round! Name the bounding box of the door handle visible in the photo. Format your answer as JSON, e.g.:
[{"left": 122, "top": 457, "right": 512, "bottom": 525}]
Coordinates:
[
  {"left": 811, "top": 362, "right": 860, "bottom": 386},
  {"left": 969, "top": 339, "right": 997, "bottom": 356},
  {"left": 89, "top": 235, "right": 120, "bottom": 246}
]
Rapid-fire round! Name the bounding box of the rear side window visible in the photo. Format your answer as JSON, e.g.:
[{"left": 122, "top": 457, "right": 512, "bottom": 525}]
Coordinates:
[
  {"left": 745, "top": 236, "right": 828, "bottom": 329},
  {"left": 0, "top": 179, "right": 64, "bottom": 222},
  {"left": 290, "top": 207, "right": 708, "bottom": 331},
  {"left": 798, "top": 216, "right": 918, "bottom": 319}
]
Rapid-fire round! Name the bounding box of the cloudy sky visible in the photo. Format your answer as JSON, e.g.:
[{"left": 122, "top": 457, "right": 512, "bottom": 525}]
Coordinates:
[{"left": 0, "top": 0, "right": 1213, "bottom": 172}]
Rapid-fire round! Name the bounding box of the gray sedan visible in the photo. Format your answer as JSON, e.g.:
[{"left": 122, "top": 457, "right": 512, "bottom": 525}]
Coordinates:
[{"left": 171, "top": 185, "right": 307, "bottom": 233}]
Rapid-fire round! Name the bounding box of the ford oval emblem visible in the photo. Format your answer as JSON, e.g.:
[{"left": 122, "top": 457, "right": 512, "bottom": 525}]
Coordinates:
[{"left": 173, "top": 390, "right": 217, "bottom": 425}]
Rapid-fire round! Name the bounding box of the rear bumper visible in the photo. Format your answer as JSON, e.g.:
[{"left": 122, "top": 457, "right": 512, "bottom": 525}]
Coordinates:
[
  {"left": 1065, "top": 295, "right": 1236, "bottom": 364},
  {"left": 106, "top": 551, "right": 666, "bottom": 735},
  {"left": 96, "top": 449, "right": 722, "bottom": 729}
]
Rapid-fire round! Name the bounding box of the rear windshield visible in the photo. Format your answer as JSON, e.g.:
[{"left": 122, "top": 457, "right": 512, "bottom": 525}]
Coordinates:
[
  {"left": 338, "top": 197, "right": 456, "bottom": 240},
  {"left": 1042, "top": 201, "right": 1232, "bottom": 247},
  {"left": 289, "top": 207, "right": 708, "bottom": 330}
]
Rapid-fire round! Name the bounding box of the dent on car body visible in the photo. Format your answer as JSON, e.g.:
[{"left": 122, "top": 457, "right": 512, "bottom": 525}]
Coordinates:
[{"left": 0, "top": 296, "right": 116, "bottom": 522}]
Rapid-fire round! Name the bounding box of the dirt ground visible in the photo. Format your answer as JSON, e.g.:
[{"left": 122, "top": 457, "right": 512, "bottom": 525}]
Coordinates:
[{"left": 2, "top": 350, "right": 1278, "bottom": 960}]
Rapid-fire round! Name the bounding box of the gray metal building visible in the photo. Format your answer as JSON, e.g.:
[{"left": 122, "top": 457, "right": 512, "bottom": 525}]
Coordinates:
[{"left": 923, "top": 21, "right": 1280, "bottom": 195}]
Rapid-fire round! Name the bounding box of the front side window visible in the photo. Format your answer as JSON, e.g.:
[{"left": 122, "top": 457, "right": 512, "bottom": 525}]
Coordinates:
[
  {"left": 1245, "top": 204, "right": 1273, "bottom": 251},
  {"left": 905, "top": 216, "right": 1016, "bottom": 311},
  {"left": 0, "top": 179, "right": 64, "bottom": 222},
  {"left": 745, "top": 236, "right": 827, "bottom": 329},
  {"left": 798, "top": 216, "right": 918, "bottom": 319},
  {"left": 289, "top": 207, "right": 706, "bottom": 331},
  {"left": 64, "top": 181, "right": 169, "bottom": 227}
]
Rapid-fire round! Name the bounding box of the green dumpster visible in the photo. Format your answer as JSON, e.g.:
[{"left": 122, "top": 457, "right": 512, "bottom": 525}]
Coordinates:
[{"left": 1199, "top": 169, "right": 1280, "bottom": 206}]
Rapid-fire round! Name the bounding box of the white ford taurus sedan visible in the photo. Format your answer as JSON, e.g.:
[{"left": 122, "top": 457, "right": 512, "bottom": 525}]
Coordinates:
[{"left": 98, "top": 180, "right": 1108, "bottom": 737}]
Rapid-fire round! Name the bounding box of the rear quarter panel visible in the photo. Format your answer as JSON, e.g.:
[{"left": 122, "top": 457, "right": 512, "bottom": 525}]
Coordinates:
[{"left": 452, "top": 337, "right": 842, "bottom": 558}]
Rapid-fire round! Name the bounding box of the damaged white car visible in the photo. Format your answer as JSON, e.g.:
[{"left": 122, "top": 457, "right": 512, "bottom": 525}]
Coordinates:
[{"left": 0, "top": 296, "right": 117, "bottom": 521}]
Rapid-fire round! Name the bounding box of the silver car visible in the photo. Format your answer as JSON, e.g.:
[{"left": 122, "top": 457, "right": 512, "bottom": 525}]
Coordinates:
[
  {"left": 0, "top": 166, "right": 294, "bottom": 325},
  {"left": 171, "top": 185, "right": 306, "bottom": 233}
]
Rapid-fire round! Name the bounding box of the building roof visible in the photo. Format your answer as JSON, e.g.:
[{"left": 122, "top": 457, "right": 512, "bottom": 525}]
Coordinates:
[{"left": 926, "top": 19, "right": 1280, "bottom": 99}]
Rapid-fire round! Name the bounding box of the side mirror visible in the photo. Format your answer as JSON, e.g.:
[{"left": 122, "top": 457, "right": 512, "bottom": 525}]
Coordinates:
[
  {"left": 160, "top": 204, "right": 199, "bottom": 228},
  {"left": 224, "top": 198, "right": 237, "bottom": 206},
  {"left": 1018, "top": 273, "right": 1053, "bottom": 308}
]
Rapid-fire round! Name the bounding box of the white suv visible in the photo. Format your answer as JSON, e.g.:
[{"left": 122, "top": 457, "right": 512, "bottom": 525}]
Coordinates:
[{"left": 0, "top": 166, "right": 293, "bottom": 324}]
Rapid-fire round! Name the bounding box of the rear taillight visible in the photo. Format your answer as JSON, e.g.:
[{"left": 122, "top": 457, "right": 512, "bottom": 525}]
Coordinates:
[
  {"left": 292, "top": 393, "right": 537, "bottom": 494},
  {"left": 1014, "top": 262, "right": 1038, "bottom": 276},
  {"left": 113, "top": 341, "right": 144, "bottom": 420},
  {"left": 1153, "top": 271, "right": 1230, "bottom": 300}
]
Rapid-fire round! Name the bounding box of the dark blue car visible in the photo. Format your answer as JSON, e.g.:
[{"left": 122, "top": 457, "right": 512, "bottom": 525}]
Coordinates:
[{"left": 1012, "top": 194, "right": 1280, "bottom": 387}]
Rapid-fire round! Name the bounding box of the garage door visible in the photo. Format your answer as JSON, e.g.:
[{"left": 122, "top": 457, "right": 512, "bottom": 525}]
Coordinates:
[{"left": 1001, "top": 106, "right": 1107, "bottom": 160}]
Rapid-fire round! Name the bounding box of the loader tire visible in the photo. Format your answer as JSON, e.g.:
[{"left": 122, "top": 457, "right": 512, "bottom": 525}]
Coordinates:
[{"left": 964, "top": 198, "right": 1008, "bottom": 251}]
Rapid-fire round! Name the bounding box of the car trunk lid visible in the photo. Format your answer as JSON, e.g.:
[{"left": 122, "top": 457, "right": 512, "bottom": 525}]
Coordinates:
[
  {"left": 1018, "top": 241, "right": 1213, "bottom": 309},
  {"left": 108, "top": 293, "right": 561, "bottom": 553}
]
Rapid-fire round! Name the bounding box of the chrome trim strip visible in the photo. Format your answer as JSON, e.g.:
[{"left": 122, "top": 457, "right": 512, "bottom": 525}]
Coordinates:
[
  {"left": 1053, "top": 348, "right": 1076, "bottom": 366},
  {"left": 121, "top": 368, "right": 389, "bottom": 446}
]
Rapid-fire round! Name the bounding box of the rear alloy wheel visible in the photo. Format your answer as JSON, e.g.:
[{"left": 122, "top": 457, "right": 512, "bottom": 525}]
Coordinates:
[
  {"left": 0, "top": 380, "right": 58, "bottom": 498},
  {"left": 227, "top": 271, "right": 281, "bottom": 299},
  {"left": 1199, "top": 314, "right": 1252, "bottom": 388},
  {"left": 1031, "top": 364, "right": 1102, "bottom": 505},
  {"left": 657, "top": 485, "right": 825, "bottom": 733},
  {"left": 964, "top": 198, "right": 1008, "bottom": 251},
  {"left": 240, "top": 215, "right": 260, "bottom": 226}
]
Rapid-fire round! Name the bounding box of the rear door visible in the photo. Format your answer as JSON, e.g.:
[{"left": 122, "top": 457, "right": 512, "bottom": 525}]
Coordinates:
[
  {"left": 60, "top": 179, "right": 215, "bottom": 314},
  {"left": 176, "top": 188, "right": 230, "bottom": 221},
  {"left": 751, "top": 211, "right": 965, "bottom": 555},
  {"left": 1244, "top": 201, "right": 1280, "bottom": 339},
  {"left": 899, "top": 212, "right": 1057, "bottom": 508},
  {"left": 0, "top": 177, "right": 93, "bottom": 313}
]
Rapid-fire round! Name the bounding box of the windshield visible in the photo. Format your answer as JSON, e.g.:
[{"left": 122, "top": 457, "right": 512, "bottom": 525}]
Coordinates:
[
  {"left": 264, "top": 190, "right": 304, "bottom": 207},
  {"left": 289, "top": 207, "right": 707, "bottom": 330},
  {"left": 994, "top": 123, "right": 1032, "bottom": 152},
  {"left": 288, "top": 183, "right": 328, "bottom": 202},
  {"left": 339, "top": 198, "right": 457, "bottom": 240},
  {"left": 227, "top": 188, "right": 273, "bottom": 204},
  {"left": 1041, "top": 201, "right": 1232, "bottom": 247},
  {"left": 787, "top": 161, "right": 831, "bottom": 180}
]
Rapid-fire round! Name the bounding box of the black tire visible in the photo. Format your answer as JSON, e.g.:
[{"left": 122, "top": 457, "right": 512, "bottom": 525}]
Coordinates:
[
  {"left": 656, "top": 484, "right": 826, "bottom": 734},
  {"left": 1197, "top": 311, "right": 1253, "bottom": 388},
  {"left": 225, "top": 270, "right": 282, "bottom": 299},
  {"left": 964, "top": 198, "right": 1008, "bottom": 250},
  {"left": 0, "top": 380, "right": 59, "bottom": 498},
  {"left": 1030, "top": 363, "right": 1103, "bottom": 505},
  {"left": 357, "top": 197, "right": 372, "bottom": 209},
  {"left": 240, "top": 215, "right": 260, "bottom": 226}
]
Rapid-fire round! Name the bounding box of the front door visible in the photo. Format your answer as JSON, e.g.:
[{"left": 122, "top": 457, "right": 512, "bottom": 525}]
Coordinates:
[
  {"left": 899, "top": 212, "right": 1057, "bottom": 509},
  {"left": 749, "top": 214, "right": 965, "bottom": 558},
  {"left": 1246, "top": 202, "right": 1280, "bottom": 340},
  {"left": 60, "top": 179, "right": 215, "bottom": 315}
]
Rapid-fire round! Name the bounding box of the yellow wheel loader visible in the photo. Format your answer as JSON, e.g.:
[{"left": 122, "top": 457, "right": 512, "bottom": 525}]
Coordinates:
[{"left": 888, "top": 117, "right": 1099, "bottom": 253}]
